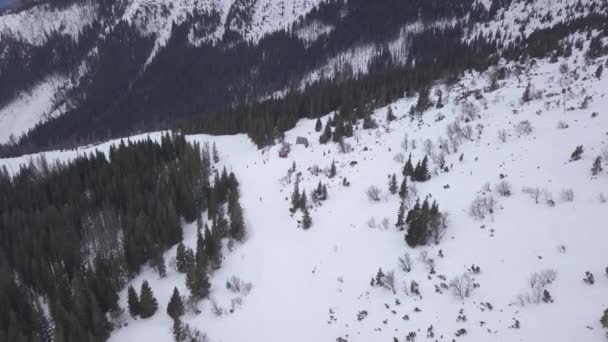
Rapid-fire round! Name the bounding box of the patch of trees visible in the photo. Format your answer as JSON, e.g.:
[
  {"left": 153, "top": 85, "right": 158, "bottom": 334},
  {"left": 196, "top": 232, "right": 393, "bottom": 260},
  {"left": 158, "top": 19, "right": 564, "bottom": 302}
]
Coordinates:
[
  {"left": 0, "top": 133, "right": 231, "bottom": 341},
  {"left": 404, "top": 198, "right": 447, "bottom": 247}
]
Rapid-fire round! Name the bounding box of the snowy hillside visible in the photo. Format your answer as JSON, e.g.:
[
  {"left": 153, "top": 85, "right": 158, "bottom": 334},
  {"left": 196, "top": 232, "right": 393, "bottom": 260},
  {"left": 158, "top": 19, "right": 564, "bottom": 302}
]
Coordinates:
[{"left": 3, "top": 47, "right": 607, "bottom": 341}]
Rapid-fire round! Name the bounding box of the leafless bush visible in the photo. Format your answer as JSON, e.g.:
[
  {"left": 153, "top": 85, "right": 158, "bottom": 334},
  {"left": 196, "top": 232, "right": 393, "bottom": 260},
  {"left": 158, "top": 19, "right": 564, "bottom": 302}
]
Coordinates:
[
  {"left": 382, "top": 271, "right": 397, "bottom": 294},
  {"left": 482, "top": 182, "right": 492, "bottom": 192},
  {"left": 495, "top": 181, "right": 512, "bottom": 197},
  {"left": 557, "top": 121, "right": 569, "bottom": 129},
  {"left": 461, "top": 125, "right": 475, "bottom": 140},
  {"left": 226, "top": 276, "right": 252, "bottom": 295},
  {"left": 398, "top": 253, "right": 413, "bottom": 272},
  {"left": 394, "top": 152, "right": 405, "bottom": 163},
  {"left": 470, "top": 195, "right": 497, "bottom": 220},
  {"left": 461, "top": 102, "right": 480, "bottom": 122},
  {"left": 423, "top": 139, "right": 434, "bottom": 156},
  {"left": 432, "top": 151, "right": 446, "bottom": 169},
  {"left": 438, "top": 137, "right": 450, "bottom": 154},
  {"left": 401, "top": 134, "right": 409, "bottom": 151},
  {"left": 602, "top": 145, "right": 608, "bottom": 161},
  {"left": 560, "top": 188, "right": 574, "bottom": 202},
  {"left": 515, "top": 120, "right": 533, "bottom": 136},
  {"left": 600, "top": 192, "right": 607, "bottom": 203},
  {"left": 211, "top": 300, "right": 223, "bottom": 316},
  {"left": 366, "top": 217, "right": 377, "bottom": 228},
  {"left": 230, "top": 297, "right": 243, "bottom": 313},
  {"left": 497, "top": 129, "right": 508, "bottom": 143},
  {"left": 381, "top": 217, "right": 390, "bottom": 230},
  {"left": 523, "top": 187, "right": 541, "bottom": 204},
  {"left": 109, "top": 308, "right": 126, "bottom": 328},
  {"left": 366, "top": 186, "right": 382, "bottom": 201},
  {"left": 185, "top": 296, "right": 201, "bottom": 314},
  {"left": 529, "top": 269, "right": 557, "bottom": 289},
  {"left": 338, "top": 138, "right": 353, "bottom": 153},
  {"left": 450, "top": 273, "right": 475, "bottom": 300}
]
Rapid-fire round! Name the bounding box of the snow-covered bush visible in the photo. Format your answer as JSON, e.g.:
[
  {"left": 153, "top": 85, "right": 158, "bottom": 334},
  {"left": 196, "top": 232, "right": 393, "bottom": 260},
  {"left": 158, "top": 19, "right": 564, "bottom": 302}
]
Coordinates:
[
  {"left": 515, "top": 120, "right": 533, "bottom": 136},
  {"left": 398, "top": 253, "right": 413, "bottom": 272},
  {"left": 497, "top": 129, "right": 508, "bottom": 143},
  {"left": 495, "top": 180, "right": 512, "bottom": 197},
  {"left": 393, "top": 152, "right": 405, "bottom": 163},
  {"left": 560, "top": 188, "right": 574, "bottom": 202},
  {"left": 470, "top": 195, "right": 497, "bottom": 220},
  {"left": 523, "top": 187, "right": 541, "bottom": 204},
  {"left": 450, "top": 273, "right": 476, "bottom": 300},
  {"left": 366, "top": 185, "right": 382, "bottom": 201},
  {"left": 226, "top": 276, "right": 252, "bottom": 296}
]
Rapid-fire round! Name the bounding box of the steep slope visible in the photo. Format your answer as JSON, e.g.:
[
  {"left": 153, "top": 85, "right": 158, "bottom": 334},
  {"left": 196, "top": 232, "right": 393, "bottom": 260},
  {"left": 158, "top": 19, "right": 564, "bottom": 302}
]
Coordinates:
[{"left": 3, "top": 45, "right": 606, "bottom": 341}]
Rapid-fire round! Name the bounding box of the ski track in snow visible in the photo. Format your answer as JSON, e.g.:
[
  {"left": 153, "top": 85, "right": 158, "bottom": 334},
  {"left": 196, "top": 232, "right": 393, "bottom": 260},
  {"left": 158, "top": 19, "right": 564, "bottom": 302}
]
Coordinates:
[{"left": 2, "top": 51, "right": 608, "bottom": 341}]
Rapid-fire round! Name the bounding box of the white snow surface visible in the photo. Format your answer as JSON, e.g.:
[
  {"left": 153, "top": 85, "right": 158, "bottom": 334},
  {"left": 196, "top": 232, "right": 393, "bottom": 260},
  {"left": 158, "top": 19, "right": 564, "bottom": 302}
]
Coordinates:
[
  {"left": 0, "top": 75, "right": 68, "bottom": 144},
  {"left": 0, "top": 1, "right": 98, "bottom": 45},
  {"left": 2, "top": 52, "right": 608, "bottom": 342}
]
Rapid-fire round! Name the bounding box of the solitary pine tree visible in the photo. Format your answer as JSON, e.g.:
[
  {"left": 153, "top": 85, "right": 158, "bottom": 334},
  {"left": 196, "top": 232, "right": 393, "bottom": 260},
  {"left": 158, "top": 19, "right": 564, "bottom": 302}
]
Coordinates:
[
  {"left": 290, "top": 177, "right": 301, "bottom": 213},
  {"left": 139, "top": 281, "right": 158, "bottom": 318},
  {"left": 212, "top": 142, "right": 220, "bottom": 163},
  {"left": 300, "top": 190, "right": 308, "bottom": 210},
  {"left": 127, "top": 285, "right": 140, "bottom": 317},
  {"left": 229, "top": 198, "right": 246, "bottom": 242},
  {"left": 592, "top": 156, "right": 603, "bottom": 175},
  {"left": 186, "top": 255, "right": 210, "bottom": 300},
  {"left": 302, "top": 207, "right": 312, "bottom": 230},
  {"left": 205, "top": 226, "right": 222, "bottom": 270},
  {"left": 389, "top": 174, "right": 398, "bottom": 194},
  {"left": 167, "top": 287, "right": 184, "bottom": 319},
  {"left": 320, "top": 123, "right": 332, "bottom": 144},
  {"left": 315, "top": 118, "right": 323, "bottom": 132},
  {"left": 329, "top": 160, "right": 337, "bottom": 178},
  {"left": 386, "top": 106, "right": 396, "bottom": 122}
]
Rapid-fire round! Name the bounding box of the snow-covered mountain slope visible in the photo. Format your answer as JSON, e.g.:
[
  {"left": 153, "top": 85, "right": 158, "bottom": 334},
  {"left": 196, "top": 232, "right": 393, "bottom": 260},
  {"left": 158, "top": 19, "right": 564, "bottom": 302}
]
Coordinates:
[
  {"left": 3, "top": 49, "right": 607, "bottom": 341},
  {"left": 0, "top": 75, "right": 69, "bottom": 144},
  {"left": 0, "top": 1, "right": 98, "bottom": 45}
]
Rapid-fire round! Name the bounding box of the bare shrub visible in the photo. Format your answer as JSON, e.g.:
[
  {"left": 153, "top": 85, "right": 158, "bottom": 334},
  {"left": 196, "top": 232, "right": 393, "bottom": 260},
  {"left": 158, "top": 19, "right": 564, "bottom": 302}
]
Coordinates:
[
  {"left": 398, "top": 253, "right": 413, "bottom": 272},
  {"left": 557, "top": 121, "right": 569, "bottom": 129},
  {"left": 423, "top": 139, "right": 434, "bottom": 156},
  {"left": 211, "top": 300, "right": 223, "bottom": 316},
  {"left": 381, "top": 217, "right": 390, "bottom": 230},
  {"left": 461, "top": 125, "right": 475, "bottom": 140},
  {"left": 470, "top": 195, "right": 497, "bottom": 220},
  {"left": 497, "top": 129, "right": 508, "bottom": 143},
  {"left": 602, "top": 145, "right": 608, "bottom": 161},
  {"left": 495, "top": 180, "right": 512, "bottom": 197},
  {"left": 366, "top": 186, "right": 382, "bottom": 201},
  {"left": 366, "top": 217, "right": 377, "bottom": 228},
  {"left": 394, "top": 152, "right": 405, "bottom": 163},
  {"left": 401, "top": 134, "right": 409, "bottom": 151},
  {"left": 515, "top": 120, "right": 533, "bottom": 135},
  {"left": 382, "top": 271, "right": 397, "bottom": 294},
  {"left": 560, "top": 188, "right": 574, "bottom": 202},
  {"left": 450, "top": 273, "right": 475, "bottom": 300},
  {"left": 226, "top": 276, "right": 252, "bottom": 295},
  {"left": 529, "top": 269, "right": 557, "bottom": 288},
  {"left": 461, "top": 102, "right": 480, "bottom": 122},
  {"left": 523, "top": 187, "right": 541, "bottom": 204},
  {"left": 600, "top": 192, "right": 607, "bottom": 203}
]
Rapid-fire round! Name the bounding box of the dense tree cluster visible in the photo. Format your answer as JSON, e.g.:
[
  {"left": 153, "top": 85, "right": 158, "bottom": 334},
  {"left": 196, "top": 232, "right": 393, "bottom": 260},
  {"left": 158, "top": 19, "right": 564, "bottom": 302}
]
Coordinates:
[
  {"left": 403, "top": 154, "right": 431, "bottom": 182},
  {"left": 0, "top": 133, "right": 232, "bottom": 341},
  {"left": 405, "top": 198, "right": 444, "bottom": 247}
]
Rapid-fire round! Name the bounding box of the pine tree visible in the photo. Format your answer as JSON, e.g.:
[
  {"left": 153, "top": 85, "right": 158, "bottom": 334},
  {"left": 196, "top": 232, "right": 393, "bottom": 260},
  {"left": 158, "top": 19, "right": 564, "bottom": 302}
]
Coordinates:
[
  {"left": 139, "top": 281, "right": 158, "bottom": 318},
  {"left": 300, "top": 190, "right": 308, "bottom": 210},
  {"left": 522, "top": 82, "right": 532, "bottom": 103},
  {"left": 389, "top": 174, "right": 398, "bottom": 194},
  {"left": 395, "top": 198, "right": 406, "bottom": 230},
  {"left": 329, "top": 160, "right": 337, "bottom": 178},
  {"left": 322, "top": 184, "right": 328, "bottom": 200},
  {"left": 186, "top": 255, "right": 210, "bottom": 300},
  {"left": 399, "top": 177, "right": 408, "bottom": 199},
  {"left": 302, "top": 207, "right": 312, "bottom": 230},
  {"left": 320, "top": 123, "right": 332, "bottom": 144},
  {"left": 315, "top": 118, "right": 323, "bottom": 132},
  {"left": 212, "top": 142, "right": 220, "bottom": 163},
  {"left": 176, "top": 243, "right": 187, "bottom": 273},
  {"left": 290, "top": 177, "right": 301, "bottom": 213},
  {"left": 229, "top": 198, "right": 245, "bottom": 242},
  {"left": 403, "top": 154, "right": 414, "bottom": 177},
  {"left": 127, "top": 285, "right": 140, "bottom": 317},
  {"left": 592, "top": 156, "right": 603, "bottom": 175},
  {"left": 205, "top": 226, "right": 222, "bottom": 270},
  {"left": 167, "top": 287, "right": 184, "bottom": 319},
  {"left": 386, "top": 106, "right": 396, "bottom": 122}
]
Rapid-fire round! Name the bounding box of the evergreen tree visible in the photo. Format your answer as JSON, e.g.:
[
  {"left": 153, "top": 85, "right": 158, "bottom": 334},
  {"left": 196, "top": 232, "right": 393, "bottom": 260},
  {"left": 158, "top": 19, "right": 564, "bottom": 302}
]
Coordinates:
[
  {"left": 127, "top": 285, "right": 140, "bottom": 318},
  {"left": 320, "top": 123, "right": 332, "bottom": 144},
  {"left": 205, "top": 226, "right": 222, "bottom": 270},
  {"left": 166, "top": 287, "right": 184, "bottom": 320},
  {"left": 302, "top": 207, "right": 313, "bottom": 230},
  {"left": 212, "top": 142, "right": 220, "bottom": 163},
  {"left": 403, "top": 154, "right": 414, "bottom": 177},
  {"left": 139, "top": 281, "right": 158, "bottom": 318},
  {"left": 322, "top": 184, "right": 328, "bottom": 200},
  {"left": 592, "top": 156, "right": 603, "bottom": 175},
  {"left": 186, "top": 255, "right": 210, "bottom": 300},
  {"left": 386, "top": 106, "right": 396, "bottom": 122},
  {"left": 229, "top": 198, "right": 246, "bottom": 242},
  {"left": 329, "top": 160, "right": 337, "bottom": 178},
  {"left": 300, "top": 190, "right": 308, "bottom": 210},
  {"left": 176, "top": 243, "right": 187, "bottom": 273},
  {"left": 522, "top": 82, "right": 532, "bottom": 103},
  {"left": 399, "top": 177, "right": 408, "bottom": 199},
  {"left": 315, "top": 118, "right": 323, "bottom": 132},
  {"left": 395, "top": 198, "right": 406, "bottom": 230},
  {"left": 389, "top": 173, "right": 398, "bottom": 194},
  {"left": 413, "top": 156, "right": 430, "bottom": 182},
  {"left": 290, "top": 177, "right": 301, "bottom": 213}
]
